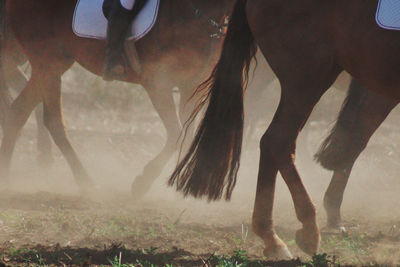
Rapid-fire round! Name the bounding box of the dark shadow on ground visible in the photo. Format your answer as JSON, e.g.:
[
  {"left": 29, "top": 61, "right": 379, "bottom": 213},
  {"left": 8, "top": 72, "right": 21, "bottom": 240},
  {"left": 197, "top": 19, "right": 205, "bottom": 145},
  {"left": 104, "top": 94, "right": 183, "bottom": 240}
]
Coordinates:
[{"left": 0, "top": 243, "right": 306, "bottom": 266}]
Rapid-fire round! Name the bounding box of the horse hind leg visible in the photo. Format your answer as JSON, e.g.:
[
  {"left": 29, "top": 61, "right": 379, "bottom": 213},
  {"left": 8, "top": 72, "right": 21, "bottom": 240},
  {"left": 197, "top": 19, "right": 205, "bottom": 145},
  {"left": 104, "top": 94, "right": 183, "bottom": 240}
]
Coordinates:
[
  {"left": 130, "top": 86, "right": 181, "bottom": 198},
  {"left": 34, "top": 104, "right": 53, "bottom": 167},
  {"left": 4, "top": 58, "right": 53, "bottom": 167},
  {"left": 253, "top": 67, "right": 341, "bottom": 257},
  {"left": 317, "top": 80, "right": 397, "bottom": 230},
  {"left": 177, "top": 83, "right": 202, "bottom": 143},
  {"left": 0, "top": 69, "right": 43, "bottom": 183}
]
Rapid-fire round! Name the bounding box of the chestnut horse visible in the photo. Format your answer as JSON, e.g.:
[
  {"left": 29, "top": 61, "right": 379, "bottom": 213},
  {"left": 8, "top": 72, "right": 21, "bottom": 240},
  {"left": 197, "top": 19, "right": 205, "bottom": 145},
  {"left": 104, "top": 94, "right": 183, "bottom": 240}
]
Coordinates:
[
  {"left": 170, "top": 0, "right": 400, "bottom": 258},
  {"left": 0, "top": 0, "right": 233, "bottom": 193}
]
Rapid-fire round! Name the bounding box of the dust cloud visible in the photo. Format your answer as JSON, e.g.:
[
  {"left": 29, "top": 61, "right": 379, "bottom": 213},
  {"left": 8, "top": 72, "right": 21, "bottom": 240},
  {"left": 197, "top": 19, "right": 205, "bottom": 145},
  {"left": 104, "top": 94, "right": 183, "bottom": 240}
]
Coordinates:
[{"left": 1, "top": 50, "right": 400, "bottom": 265}]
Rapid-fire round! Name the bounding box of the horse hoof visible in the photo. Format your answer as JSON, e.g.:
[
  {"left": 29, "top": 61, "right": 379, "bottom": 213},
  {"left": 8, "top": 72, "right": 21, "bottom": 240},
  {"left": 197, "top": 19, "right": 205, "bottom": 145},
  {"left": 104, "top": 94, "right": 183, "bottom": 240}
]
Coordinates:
[
  {"left": 130, "top": 175, "right": 151, "bottom": 199},
  {"left": 295, "top": 226, "right": 320, "bottom": 255},
  {"left": 263, "top": 245, "right": 293, "bottom": 260},
  {"left": 321, "top": 225, "right": 346, "bottom": 235}
]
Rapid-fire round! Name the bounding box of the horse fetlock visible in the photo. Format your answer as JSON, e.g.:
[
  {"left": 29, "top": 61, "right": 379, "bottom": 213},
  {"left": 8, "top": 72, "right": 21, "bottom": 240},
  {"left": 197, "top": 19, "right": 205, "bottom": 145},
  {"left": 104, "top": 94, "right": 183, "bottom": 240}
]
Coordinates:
[
  {"left": 324, "top": 198, "right": 342, "bottom": 227},
  {"left": 325, "top": 213, "right": 343, "bottom": 230},
  {"left": 321, "top": 225, "right": 346, "bottom": 235}
]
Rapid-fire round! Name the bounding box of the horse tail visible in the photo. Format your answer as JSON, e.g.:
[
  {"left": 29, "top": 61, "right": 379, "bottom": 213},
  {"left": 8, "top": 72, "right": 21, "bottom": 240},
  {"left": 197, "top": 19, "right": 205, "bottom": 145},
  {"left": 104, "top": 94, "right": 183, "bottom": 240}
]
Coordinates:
[
  {"left": 0, "top": 0, "right": 6, "bottom": 85},
  {"left": 314, "top": 78, "right": 368, "bottom": 170},
  {"left": 168, "top": 0, "right": 257, "bottom": 201},
  {"left": 0, "top": 0, "right": 11, "bottom": 127},
  {"left": 0, "top": 0, "right": 6, "bottom": 79}
]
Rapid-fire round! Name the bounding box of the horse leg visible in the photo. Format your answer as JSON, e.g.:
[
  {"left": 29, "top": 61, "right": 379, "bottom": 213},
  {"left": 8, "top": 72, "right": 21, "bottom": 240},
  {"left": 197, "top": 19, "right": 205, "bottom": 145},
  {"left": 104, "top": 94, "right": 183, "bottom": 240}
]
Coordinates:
[
  {"left": 177, "top": 84, "right": 201, "bottom": 141},
  {"left": 0, "top": 77, "right": 12, "bottom": 130},
  {"left": 40, "top": 72, "right": 93, "bottom": 189},
  {"left": 0, "top": 69, "right": 44, "bottom": 181},
  {"left": 323, "top": 167, "right": 352, "bottom": 231},
  {"left": 34, "top": 103, "right": 53, "bottom": 167},
  {"left": 254, "top": 73, "right": 340, "bottom": 257},
  {"left": 131, "top": 87, "right": 181, "bottom": 198},
  {"left": 321, "top": 84, "right": 397, "bottom": 230},
  {"left": 3, "top": 48, "right": 53, "bottom": 167}
]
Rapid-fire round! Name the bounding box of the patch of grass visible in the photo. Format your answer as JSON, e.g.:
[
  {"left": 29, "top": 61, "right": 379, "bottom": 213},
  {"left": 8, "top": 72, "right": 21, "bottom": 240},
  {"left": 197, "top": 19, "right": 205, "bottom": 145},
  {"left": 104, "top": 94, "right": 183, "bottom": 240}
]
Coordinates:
[
  {"left": 108, "top": 255, "right": 134, "bottom": 267},
  {"left": 322, "top": 231, "right": 368, "bottom": 257},
  {"left": 18, "top": 216, "right": 40, "bottom": 232},
  {"left": 6, "top": 247, "right": 48, "bottom": 267},
  {"left": 105, "top": 250, "right": 265, "bottom": 267},
  {"left": 307, "top": 253, "right": 330, "bottom": 267},
  {"left": 144, "top": 247, "right": 158, "bottom": 255},
  {"left": 1, "top": 245, "right": 308, "bottom": 267},
  {"left": 166, "top": 223, "right": 176, "bottom": 232},
  {"left": 209, "top": 250, "right": 263, "bottom": 267},
  {"left": 147, "top": 227, "right": 158, "bottom": 238},
  {"left": 92, "top": 215, "right": 140, "bottom": 239}
]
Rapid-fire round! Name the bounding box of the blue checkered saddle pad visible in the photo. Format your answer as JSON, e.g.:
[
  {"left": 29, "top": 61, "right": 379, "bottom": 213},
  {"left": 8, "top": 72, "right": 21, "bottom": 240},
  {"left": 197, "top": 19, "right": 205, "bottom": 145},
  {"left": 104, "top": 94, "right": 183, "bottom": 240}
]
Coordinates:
[{"left": 376, "top": 0, "right": 400, "bottom": 30}]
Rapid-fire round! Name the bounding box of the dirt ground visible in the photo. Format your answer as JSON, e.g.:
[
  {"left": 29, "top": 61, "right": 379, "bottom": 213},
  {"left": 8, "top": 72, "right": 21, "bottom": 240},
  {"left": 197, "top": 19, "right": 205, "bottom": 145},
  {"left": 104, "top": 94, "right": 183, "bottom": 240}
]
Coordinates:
[{"left": 1, "top": 65, "right": 400, "bottom": 266}]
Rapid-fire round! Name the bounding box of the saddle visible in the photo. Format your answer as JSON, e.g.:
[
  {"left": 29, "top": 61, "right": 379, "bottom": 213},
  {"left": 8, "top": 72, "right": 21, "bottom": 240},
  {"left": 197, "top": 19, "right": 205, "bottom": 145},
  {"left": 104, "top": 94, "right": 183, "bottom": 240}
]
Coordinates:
[
  {"left": 73, "top": 0, "right": 160, "bottom": 40},
  {"left": 376, "top": 0, "right": 400, "bottom": 30}
]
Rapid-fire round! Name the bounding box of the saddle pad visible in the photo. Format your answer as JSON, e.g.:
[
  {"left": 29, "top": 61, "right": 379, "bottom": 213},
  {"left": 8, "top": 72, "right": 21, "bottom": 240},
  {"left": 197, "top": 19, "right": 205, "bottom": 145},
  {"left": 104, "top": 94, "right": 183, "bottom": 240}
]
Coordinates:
[
  {"left": 73, "top": 0, "right": 160, "bottom": 40},
  {"left": 376, "top": 0, "right": 400, "bottom": 30}
]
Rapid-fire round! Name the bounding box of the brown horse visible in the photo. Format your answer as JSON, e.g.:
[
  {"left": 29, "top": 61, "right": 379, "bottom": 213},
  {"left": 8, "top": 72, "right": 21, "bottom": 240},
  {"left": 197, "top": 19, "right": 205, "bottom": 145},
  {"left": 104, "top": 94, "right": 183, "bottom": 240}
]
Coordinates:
[
  {"left": 170, "top": 0, "right": 400, "bottom": 258},
  {"left": 5, "top": 31, "right": 390, "bottom": 235},
  {"left": 0, "top": 0, "right": 233, "bottom": 193}
]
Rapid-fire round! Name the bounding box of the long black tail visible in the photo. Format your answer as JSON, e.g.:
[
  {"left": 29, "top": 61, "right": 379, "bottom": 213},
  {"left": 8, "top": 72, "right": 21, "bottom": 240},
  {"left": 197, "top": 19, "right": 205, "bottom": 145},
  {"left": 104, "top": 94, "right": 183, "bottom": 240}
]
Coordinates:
[
  {"left": 0, "top": 0, "right": 6, "bottom": 88},
  {"left": 168, "top": 0, "right": 257, "bottom": 201},
  {"left": 314, "top": 79, "right": 369, "bottom": 170},
  {"left": 0, "top": 0, "right": 11, "bottom": 127},
  {"left": 0, "top": 0, "right": 6, "bottom": 83}
]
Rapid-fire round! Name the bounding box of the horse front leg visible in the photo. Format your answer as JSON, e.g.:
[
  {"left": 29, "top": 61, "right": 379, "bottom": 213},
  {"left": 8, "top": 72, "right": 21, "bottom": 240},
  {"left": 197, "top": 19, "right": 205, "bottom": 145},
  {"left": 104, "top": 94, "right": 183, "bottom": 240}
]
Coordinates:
[
  {"left": 40, "top": 69, "right": 93, "bottom": 189},
  {"left": 252, "top": 147, "right": 292, "bottom": 259}
]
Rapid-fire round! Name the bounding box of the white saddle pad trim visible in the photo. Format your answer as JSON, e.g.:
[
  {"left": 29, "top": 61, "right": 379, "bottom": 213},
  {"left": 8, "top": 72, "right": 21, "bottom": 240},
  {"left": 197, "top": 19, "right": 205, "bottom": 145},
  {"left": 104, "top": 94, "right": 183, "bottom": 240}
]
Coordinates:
[
  {"left": 376, "top": 0, "right": 400, "bottom": 30},
  {"left": 73, "top": 0, "right": 160, "bottom": 40}
]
